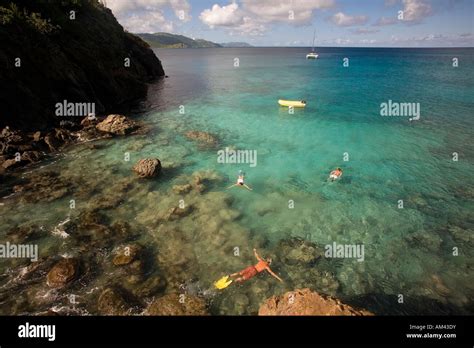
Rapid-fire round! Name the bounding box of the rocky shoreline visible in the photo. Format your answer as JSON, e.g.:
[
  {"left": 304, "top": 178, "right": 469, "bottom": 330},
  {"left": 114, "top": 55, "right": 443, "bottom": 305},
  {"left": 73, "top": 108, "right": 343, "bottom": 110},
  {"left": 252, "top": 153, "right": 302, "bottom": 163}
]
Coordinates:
[{"left": 0, "top": 114, "right": 142, "bottom": 178}]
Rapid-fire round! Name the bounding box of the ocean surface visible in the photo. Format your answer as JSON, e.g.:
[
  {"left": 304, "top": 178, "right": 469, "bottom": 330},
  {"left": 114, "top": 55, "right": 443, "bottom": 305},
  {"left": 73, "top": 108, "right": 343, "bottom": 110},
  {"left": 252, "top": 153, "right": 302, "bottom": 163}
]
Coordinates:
[{"left": 0, "top": 47, "right": 473, "bottom": 315}]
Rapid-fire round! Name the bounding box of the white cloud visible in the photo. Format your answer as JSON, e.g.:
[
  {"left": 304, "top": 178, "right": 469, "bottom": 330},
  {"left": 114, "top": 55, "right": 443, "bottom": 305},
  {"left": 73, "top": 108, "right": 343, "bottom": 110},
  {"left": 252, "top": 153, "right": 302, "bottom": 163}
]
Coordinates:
[
  {"left": 375, "top": 0, "right": 432, "bottom": 27},
  {"left": 199, "top": 0, "right": 335, "bottom": 36},
  {"left": 241, "top": 0, "right": 335, "bottom": 24},
  {"left": 199, "top": 3, "right": 244, "bottom": 28},
  {"left": 122, "top": 11, "right": 174, "bottom": 33},
  {"left": 401, "top": 0, "right": 433, "bottom": 23},
  {"left": 169, "top": 0, "right": 192, "bottom": 21},
  {"left": 106, "top": 0, "right": 191, "bottom": 33},
  {"left": 330, "top": 12, "right": 368, "bottom": 27},
  {"left": 236, "top": 16, "right": 267, "bottom": 36},
  {"left": 388, "top": 32, "right": 473, "bottom": 47},
  {"left": 199, "top": 3, "right": 266, "bottom": 36}
]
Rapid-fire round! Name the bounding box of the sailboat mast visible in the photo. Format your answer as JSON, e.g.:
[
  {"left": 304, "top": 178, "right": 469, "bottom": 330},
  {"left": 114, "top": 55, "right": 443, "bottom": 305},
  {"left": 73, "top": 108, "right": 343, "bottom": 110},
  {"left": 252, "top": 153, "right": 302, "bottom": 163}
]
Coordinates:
[{"left": 312, "top": 29, "right": 316, "bottom": 52}]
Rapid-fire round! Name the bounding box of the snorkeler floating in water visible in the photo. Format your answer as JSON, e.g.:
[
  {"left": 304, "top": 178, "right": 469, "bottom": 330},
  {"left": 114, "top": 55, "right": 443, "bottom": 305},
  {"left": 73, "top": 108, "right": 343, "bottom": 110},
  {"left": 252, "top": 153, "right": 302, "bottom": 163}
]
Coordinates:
[
  {"left": 227, "top": 170, "right": 253, "bottom": 191},
  {"left": 214, "top": 248, "right": 282, "bottom": 290},
  {"left": 230, "top": 248, "right": 283, "bottom": 283},
  {"left": 329, "top": 167, "right": 343, "bottom": 181}
]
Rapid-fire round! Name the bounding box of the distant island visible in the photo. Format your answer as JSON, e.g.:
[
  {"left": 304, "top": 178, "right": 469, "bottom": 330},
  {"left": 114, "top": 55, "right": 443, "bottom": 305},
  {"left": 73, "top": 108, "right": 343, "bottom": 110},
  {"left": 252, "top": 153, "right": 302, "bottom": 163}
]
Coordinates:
[
  {"left": 219, "top": 42, "right": 254, "bottom": 48},
  {"left": 136, "top": 32, "right": 252, "bottom": 48}
]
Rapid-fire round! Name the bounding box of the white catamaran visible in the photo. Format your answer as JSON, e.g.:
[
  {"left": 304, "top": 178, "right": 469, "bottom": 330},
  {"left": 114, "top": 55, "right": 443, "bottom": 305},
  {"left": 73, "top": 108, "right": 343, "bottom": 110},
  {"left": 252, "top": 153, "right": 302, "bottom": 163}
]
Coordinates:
[{"left": 306, "top": 29, "right": 319, "bottom": 59}]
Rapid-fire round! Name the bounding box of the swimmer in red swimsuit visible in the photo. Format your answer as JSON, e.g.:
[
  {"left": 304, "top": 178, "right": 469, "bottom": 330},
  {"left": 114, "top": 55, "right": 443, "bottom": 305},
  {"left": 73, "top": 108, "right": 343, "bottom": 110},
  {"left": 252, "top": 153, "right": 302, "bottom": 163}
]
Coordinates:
[{"left": 230, "top": 248, "right": 283, "bottom": 283}]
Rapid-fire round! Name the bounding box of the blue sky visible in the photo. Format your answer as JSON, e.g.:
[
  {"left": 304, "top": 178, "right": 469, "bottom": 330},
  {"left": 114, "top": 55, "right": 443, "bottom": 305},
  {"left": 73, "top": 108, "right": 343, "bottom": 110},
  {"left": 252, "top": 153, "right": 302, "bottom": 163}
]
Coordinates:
[{"left": 107, "top": 0, "right": 474, "bottom": 47}]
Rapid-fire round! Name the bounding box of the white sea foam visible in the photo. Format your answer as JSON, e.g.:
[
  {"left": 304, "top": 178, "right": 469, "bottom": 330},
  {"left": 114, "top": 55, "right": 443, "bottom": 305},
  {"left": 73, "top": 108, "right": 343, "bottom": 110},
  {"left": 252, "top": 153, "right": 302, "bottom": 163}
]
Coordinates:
[{"left": 51, "top": 217, "right": 71, "bottom": 239}]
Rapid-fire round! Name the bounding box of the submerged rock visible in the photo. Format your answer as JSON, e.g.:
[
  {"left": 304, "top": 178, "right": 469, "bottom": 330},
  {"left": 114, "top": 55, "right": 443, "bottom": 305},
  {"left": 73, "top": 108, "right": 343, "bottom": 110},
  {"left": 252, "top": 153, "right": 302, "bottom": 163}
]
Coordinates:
[
  {"left": 154, "top": 228, "right": 200, "bottom": 287},
  {"left": 111, "top": 220, "right": 139, "bottom": 241},
  {"left": 46, "top": 258, "right": 79, "bottom": 288},
  {"left": 405, "top": 230, "right": 442, "bottom": 252},
  {"left": 156, "top": 234, "right": 196, "bottom": 268},
  {"left": 448, "top": 226, "right": 474, "bottom": 246},
  {"left": 97, "top": 287, "right": 131, "bottom": 315},
  {"left": 112, "top": 244, "right": 142, "bottom": 266},
  {"left": 68, "top": 215, "right": 137, "bottom": 251},
  {"left": 145, "top": 294, "right": 208, "bottom": 315},
  {"left": 276, "top": 237, "right": 324, "bottom": 266},
  {"left": 185, "top": 131, "right": 219, "bottom": 147},
  {"left": 234, "top": 294, "right": 250, "bottom": 315},
  {"left": 133, "top": 276, "right": 167, "bottom": 298},
  {"left": 70, "top": 211, "right": 117, "bottom": 248},
  {"left": 15, "top": 171, "right": 71, "bottom": 203},
  {"left": 172, "top": 184, "right": 192, "bottom": 195},
  {"left": 193, "top": 175, "right": 205, "bottom": 193},
  {"left": 133, "top": 158, "right": 161, "bottom": 178},
  {"left": 191, "top": 170, "right": 224, "bottom": 193},
  {"left": 96, "top": 115, "right": 139, "bottom": 135},
  {"left": 258, "top": 288, "right": 373, "bottom": 316},
  {"left": 164, "top": 205, "right": 194, "bottom": 221},
  {"left": 6, "top": 225, "right": 42, "bottom": 244}
]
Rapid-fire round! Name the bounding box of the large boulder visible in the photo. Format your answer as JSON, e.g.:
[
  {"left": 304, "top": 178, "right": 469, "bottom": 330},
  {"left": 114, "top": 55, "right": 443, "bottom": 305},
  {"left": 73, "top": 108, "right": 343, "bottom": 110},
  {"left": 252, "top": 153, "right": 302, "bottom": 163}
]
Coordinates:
[
  {"left": 133, "top": 158, "right": 161, "bottom": 178},
  {"left": 96, "top": 115, "right": 138, "bottom": 135},
  {"left": 145, "top": 294, "right": 208, "bottom": 315},
  {"left": 46, "top": 258, "right": 79, "bottom": 288},
  {"left": 258, "top": 288, "right": 373, "bottom": 316}
]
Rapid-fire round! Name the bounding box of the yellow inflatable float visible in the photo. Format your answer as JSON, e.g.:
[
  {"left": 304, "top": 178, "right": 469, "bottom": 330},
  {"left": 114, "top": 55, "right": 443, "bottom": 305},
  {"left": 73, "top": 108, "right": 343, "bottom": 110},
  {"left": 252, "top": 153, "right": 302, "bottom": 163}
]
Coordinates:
[{"left": 278, "top": 99, "right": 306, "bottom": 108}]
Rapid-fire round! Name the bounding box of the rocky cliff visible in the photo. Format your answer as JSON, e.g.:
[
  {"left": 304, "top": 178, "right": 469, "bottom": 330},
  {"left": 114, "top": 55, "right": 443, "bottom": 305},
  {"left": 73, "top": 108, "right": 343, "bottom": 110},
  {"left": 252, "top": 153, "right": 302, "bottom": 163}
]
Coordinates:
[
  {"left": 0, "top": 0, "right": 165, "bottom": 130},
  {"left": 259, "top": 288, "right": 373, "bottom": 316}
]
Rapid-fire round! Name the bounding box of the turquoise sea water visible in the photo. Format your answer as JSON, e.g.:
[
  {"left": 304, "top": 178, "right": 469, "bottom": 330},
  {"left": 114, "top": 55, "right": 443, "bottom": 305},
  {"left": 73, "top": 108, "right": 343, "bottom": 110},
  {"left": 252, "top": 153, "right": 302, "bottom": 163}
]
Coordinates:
[{"left": 0, "top": 47, "right": 473, "bottom": 315}]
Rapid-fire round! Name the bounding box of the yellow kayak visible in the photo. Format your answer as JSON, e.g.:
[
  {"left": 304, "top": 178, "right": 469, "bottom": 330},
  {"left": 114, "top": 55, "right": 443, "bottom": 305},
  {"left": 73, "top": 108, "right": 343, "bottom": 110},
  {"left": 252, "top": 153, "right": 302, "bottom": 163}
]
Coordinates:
[{"left": 278, "top": 99, "right": 306, "bottom": 108}]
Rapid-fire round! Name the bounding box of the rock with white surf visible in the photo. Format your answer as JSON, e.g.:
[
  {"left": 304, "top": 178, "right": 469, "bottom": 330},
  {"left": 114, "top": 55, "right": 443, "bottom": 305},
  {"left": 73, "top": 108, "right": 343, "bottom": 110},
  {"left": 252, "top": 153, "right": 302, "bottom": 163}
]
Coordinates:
[{"left": 46, "top": 258, "right": 79, "bottom": 288}]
